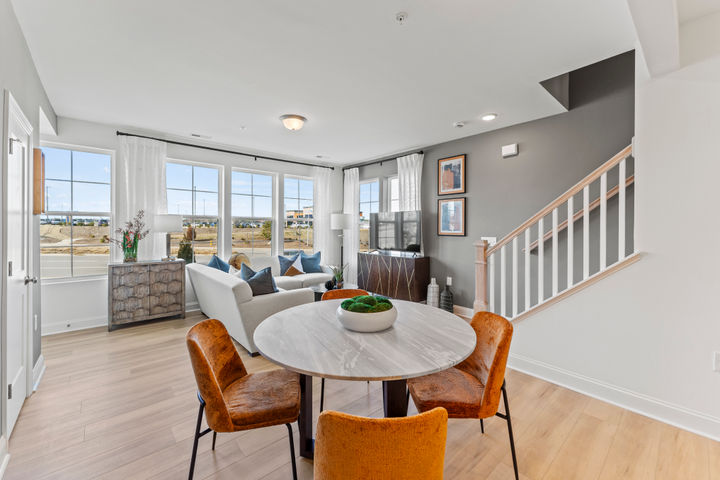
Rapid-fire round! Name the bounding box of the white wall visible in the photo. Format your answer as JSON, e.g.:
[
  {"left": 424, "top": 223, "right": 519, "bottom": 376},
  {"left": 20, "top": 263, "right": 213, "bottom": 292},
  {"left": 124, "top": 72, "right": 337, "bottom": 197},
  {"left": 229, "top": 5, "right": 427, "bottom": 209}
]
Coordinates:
[
  {"left": 508, "top": 51, "right": 720, "bottom": 440},
  {"left": 41, "top": 117, "right": 343, "bottom": 334}
]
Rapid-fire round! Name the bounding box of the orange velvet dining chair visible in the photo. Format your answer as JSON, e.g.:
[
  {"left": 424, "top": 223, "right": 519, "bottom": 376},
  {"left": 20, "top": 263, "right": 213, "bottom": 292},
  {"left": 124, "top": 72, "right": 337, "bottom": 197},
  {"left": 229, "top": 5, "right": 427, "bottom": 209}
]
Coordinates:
[
  {"left": 319, "top": 288, "right": 369, "bottom": 412},
  {"left": 408, "top": 311, "right": 519, "bottom": 480},
  {"left": 186, "top": 319, "right": 301, "bottom": 480},
  {"left": 314, "top": 407, "right": 448, "bottom": 480}
]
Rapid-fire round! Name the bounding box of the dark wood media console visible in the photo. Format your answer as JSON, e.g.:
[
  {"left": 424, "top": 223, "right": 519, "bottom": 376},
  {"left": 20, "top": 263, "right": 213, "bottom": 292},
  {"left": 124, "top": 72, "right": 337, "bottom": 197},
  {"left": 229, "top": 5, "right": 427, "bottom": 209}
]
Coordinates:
[{"left": 357, "top": 252, "right": 430, "bottom": 302}]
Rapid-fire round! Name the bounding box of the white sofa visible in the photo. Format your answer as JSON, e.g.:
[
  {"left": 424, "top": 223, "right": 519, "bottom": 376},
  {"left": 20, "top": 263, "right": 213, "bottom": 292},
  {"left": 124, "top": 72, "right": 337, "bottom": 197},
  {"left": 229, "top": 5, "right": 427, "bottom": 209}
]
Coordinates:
[
  {"left": 186, "top": 263, "right": 313, "bottom": 355},
  {"left": 248, "top": 255, "right": 334, "bottom": 290}
]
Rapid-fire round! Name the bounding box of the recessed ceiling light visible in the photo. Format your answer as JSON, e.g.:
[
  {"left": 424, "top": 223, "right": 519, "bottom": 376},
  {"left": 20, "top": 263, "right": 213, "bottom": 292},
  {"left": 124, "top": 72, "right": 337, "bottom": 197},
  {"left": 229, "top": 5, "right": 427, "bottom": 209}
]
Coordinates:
[
  {"left": 453, "top": 121, "right": 465, "bottom": 128},
  {"left": 481, "top": 113, "right": 498, "bottom": 122},
  {"left": 280, "top": 114, "right": 307, "bottom": 131}
]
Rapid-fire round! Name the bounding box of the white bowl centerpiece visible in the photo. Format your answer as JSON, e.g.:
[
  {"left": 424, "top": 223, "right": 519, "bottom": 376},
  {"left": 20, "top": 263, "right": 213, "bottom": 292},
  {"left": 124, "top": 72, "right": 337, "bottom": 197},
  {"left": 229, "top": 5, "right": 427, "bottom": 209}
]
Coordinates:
[{"left": 336, "top": 295, "right": 397, "bottom": 333}]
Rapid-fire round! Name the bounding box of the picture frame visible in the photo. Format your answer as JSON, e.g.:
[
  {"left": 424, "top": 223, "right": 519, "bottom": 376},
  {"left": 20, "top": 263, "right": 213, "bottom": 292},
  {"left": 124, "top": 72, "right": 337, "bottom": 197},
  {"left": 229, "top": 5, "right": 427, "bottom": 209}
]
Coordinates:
[
  {"left": 437, "top": 154, "right": 466, "bottom": 195},
  {"left": 437, "top": 198, "right": 466, "bottom": 236}
]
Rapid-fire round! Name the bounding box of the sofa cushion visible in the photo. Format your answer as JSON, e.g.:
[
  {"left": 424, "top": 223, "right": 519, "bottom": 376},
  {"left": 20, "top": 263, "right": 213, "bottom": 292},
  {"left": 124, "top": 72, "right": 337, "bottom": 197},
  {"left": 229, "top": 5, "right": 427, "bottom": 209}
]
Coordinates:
[
  {"left": 274, "top": 275, "right": 304, "bottom": 290},
  {"left": 301, "top": 251, "right": 323, "bottom": 273},
  {"left": 298, "top": 272, "right": 334, "bottom": 288},
  {"left": 207, "top": 255, "right": 230, "bottom": 273},
  {"left": 238, "top": 265, "right": 278, "bottom": 296}
]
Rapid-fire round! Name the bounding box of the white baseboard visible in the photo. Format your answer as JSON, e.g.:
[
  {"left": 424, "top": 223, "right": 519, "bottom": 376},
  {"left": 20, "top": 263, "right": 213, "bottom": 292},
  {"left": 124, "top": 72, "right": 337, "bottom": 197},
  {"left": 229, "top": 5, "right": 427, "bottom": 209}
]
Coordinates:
[
  {"left": 42, "top": 315, "right": 106, "bottom": 336},
  {"left": 32, "top": 354, "right": 46, "bottom": 391},
  {"left": 508, "top": 353, "right": 720, "bottom": 442}
]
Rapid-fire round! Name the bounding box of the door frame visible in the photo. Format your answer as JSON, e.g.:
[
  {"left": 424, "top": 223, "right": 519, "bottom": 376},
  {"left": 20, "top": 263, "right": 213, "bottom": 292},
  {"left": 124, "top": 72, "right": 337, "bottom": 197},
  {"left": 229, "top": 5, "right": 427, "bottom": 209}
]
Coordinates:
[{"left": 1, "top": 90, "right": 35, "bottom": 449}]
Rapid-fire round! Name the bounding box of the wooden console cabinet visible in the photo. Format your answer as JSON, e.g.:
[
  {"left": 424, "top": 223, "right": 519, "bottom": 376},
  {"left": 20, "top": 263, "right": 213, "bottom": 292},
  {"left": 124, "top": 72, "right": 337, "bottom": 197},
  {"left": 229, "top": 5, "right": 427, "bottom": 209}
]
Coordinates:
[
  {"left": 108, "top": 260, "right": 185, "bottom": 331},
  {"left": 357, "top": 252, "right": 430, "bottom": 302}
]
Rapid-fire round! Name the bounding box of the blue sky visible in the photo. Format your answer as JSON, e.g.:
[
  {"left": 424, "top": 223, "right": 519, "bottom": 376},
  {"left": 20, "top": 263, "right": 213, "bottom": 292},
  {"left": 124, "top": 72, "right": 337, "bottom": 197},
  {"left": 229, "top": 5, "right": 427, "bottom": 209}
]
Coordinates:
[{"left": 42, "top": 147, "right": 111, "bottom": 213}]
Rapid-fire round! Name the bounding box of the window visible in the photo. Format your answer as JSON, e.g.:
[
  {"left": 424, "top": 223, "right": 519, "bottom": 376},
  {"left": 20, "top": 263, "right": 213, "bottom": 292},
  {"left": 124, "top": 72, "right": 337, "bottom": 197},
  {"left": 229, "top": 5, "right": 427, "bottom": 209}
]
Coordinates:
[
  {"left": 284, "top": 177, "right": 314, "bottom": 254},
  {"left": 359, "top": 179, "right": 379, "bottom": 252},
  {"left": 389, "top": 176, "right": 400, "bottom": 212},
  {"left": 231, "top": 171, "right": 274, "bottom": 258},
  {"left": 166, "top": 163, "right": 219, "bottom": 264},
  {"left": 40, "top": 146, "right": 112, "bottom": 279}
]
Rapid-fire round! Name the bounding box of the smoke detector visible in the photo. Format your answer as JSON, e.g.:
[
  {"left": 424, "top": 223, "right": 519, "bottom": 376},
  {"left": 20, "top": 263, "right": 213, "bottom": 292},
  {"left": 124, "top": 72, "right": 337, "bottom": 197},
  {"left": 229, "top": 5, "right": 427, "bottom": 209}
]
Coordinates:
[
  {"left": 453, "top": 121, "right": 465, "bottom": 128},
  {"left": 396, "top": 12, "right": 408, "bottom": 25}
]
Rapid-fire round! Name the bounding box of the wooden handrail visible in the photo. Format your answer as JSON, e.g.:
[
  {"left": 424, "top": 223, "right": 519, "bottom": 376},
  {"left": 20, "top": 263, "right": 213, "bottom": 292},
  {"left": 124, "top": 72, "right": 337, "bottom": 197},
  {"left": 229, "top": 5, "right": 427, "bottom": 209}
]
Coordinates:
[
  {"left": 486, "top": 144, "right": 632, "bottom": 257},
  {"left": 525, "top": 174, "right": 635, "bottom": 253}
]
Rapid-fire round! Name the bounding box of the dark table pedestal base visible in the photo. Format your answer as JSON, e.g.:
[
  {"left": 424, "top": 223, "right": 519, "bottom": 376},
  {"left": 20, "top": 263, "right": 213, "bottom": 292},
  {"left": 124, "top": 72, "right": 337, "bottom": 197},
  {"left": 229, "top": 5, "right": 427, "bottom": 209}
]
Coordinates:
[{"left": 297, "top": 375, "right": 409, "bottom": 459}]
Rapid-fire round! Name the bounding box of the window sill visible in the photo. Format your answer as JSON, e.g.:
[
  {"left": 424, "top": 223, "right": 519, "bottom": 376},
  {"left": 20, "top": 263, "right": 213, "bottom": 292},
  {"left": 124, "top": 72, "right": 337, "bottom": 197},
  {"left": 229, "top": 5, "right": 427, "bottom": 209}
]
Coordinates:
[{"left": 41, "top": 275, "right": 107, "bottom": 286}]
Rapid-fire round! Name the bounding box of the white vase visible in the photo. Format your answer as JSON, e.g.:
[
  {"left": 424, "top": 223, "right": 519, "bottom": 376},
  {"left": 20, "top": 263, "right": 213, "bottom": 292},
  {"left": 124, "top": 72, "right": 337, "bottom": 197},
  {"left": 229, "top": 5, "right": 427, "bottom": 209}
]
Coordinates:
[{"left": 427, "top": 278, "right": 440, "bottom": 308}]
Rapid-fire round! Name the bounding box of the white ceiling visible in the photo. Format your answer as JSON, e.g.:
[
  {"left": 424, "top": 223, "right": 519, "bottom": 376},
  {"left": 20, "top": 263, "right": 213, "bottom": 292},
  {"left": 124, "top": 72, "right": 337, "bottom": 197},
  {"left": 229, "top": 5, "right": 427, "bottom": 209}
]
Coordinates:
[
  {"left": 678, "top": 0, "right": 720, "bottom": 23},
  {"left": 12, "top": 0, "right": 636, "bottom": 165}
]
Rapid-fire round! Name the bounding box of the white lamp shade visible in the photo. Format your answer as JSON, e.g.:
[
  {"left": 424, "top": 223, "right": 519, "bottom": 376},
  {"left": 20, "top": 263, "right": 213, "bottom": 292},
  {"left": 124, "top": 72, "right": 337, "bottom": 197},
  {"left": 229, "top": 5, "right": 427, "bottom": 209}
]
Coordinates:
[
  {"left": 331, "top": 213, "right": 352, "bottom": 230},
  {"left": 154, "top": 214, "right": 184, "bottom": 233}
]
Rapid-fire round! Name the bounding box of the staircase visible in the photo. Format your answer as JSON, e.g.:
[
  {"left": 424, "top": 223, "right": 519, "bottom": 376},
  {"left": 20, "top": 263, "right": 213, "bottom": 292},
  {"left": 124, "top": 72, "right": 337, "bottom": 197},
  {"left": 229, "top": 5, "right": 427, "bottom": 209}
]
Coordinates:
[{"left": 473, "top": 145, "right": 640, "bottom": 321}]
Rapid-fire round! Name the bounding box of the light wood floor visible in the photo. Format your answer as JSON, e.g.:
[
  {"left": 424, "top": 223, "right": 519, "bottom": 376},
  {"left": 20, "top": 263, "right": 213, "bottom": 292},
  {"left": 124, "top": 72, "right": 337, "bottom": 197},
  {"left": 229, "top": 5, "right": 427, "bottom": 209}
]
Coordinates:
[{"left": 5, "top": 311, "right": 718, "bottom": 479}]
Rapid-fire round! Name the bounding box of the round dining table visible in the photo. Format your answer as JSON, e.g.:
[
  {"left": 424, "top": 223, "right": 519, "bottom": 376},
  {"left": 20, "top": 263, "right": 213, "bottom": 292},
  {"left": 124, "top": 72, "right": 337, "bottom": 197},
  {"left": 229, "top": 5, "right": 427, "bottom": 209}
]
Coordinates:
[{"left": 253, "top": 298, "right": 476, "bottom": 459}]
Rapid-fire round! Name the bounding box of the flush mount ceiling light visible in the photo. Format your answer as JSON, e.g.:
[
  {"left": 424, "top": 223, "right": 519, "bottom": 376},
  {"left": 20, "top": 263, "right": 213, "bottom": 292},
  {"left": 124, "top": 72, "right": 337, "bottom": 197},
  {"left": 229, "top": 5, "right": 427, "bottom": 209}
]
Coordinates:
[
  {"left": 481, "top": 113, "right": 498, "bottom": 122},
  {"left": 280, "top": 114, "right": 307, "bottom": 131}
]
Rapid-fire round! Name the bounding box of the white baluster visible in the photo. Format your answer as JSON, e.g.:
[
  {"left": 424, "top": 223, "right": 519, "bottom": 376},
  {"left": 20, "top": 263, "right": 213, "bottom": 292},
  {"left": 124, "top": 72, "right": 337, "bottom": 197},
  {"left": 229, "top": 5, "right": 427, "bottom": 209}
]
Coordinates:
[
  {"left": 489, "top": 253, "right": 495, "bottom": 313},
  {"left": 583, "top": 185, "right": 590, "bottom": 280},
  {"left": 618, "top": 158, "right": 626, "bottom": 260},
  {"left": 512, "top": 237, "right": 518, "bottom": 318},
  {"left": 600, "top": 172, "right": 607, "bottom": 269},
  {"left": 524, "top": 228, "right": 530, "bottom": 311},
  {"left": 552, "top": 208, "right": 558, "bottom": 296},
  {"left": 500, "top": 246, "right": 507, "bottom": 317},
  {"left": 537, "top": 218, "right": 544, "bottom": 303},
  {"left": 567, "top": 196, "right": 574, "bottom": 288}
]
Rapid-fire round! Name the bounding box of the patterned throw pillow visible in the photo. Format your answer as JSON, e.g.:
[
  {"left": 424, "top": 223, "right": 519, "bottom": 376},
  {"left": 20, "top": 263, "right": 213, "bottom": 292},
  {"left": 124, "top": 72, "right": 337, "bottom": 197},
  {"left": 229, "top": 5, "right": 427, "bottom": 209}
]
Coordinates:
[
  {"left": 300, "top": 251, "right": 323, "bottom": 273},
  {"left": 278, "top": 253, "right": 304, "bottom": 276},
  {"left": 238, "top": 264, "right": 278, "bottom": 296}
]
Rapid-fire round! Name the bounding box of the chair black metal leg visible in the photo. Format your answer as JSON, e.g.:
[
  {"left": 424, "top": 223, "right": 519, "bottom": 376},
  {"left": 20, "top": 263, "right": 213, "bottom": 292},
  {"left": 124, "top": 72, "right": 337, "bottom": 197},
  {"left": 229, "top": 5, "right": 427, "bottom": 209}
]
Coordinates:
[
  {"left": 211, "top": 431, "right": 217, "bottom": 450},
  {"left": 480, "top": 418, "right": 485, "bottom": 434},
  {"left": 320, "top": 378, "right": 325, "bottom": 412},
  {"left": 286, "top": 423, "right": 298, "bottom": 480},
  {"left": 501, "top": 381, "right": 519, "bottom": 480},
  {"left": 188, "top": 399, "right": 205, "bottom": 480}
]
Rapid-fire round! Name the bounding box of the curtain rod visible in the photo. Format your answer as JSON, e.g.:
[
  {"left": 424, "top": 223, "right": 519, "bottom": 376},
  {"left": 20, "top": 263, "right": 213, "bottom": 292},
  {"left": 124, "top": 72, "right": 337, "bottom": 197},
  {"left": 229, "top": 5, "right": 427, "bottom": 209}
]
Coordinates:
[
  {"left": 342, "top": 149, "right": 424, "bottom": 171},
  {"left": 116, "top": 131, "right": 335, "bottom": 170}
]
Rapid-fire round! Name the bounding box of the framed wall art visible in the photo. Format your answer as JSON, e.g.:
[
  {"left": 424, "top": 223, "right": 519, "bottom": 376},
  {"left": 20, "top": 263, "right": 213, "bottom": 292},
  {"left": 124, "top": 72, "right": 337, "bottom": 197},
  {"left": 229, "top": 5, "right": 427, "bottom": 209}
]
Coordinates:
[
  {"left": 438, "top": 154, "right": 465, "bottom": 195},
  {"left": 438, "top": 197, "right": 465, "bottom": 236}
]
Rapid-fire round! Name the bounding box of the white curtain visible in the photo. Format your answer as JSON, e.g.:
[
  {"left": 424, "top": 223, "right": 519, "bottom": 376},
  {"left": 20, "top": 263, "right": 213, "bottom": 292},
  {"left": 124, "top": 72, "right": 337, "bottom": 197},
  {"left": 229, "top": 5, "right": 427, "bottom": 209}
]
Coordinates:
[
  {"left": 312, "top": 166, "right": 333, "bottom": 263},
  {"left": 397, "top": 152, "right": 424, "bottom": 211},
  {"left": 343, "top": 168, "right": 360, "bottom": 284},
  {"left": 116, "top": 136, "right": 168, "bottom": 262}
]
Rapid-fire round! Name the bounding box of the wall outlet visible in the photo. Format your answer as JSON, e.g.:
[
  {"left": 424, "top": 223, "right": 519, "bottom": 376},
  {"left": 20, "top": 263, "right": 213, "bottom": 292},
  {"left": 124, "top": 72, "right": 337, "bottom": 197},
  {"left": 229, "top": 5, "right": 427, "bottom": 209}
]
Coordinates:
[
  {"left": 714, "top": 351, "right": 720, "bottom": 372},
  {"left": 481, "top": 236, "right": 497, "bottom": 246}
]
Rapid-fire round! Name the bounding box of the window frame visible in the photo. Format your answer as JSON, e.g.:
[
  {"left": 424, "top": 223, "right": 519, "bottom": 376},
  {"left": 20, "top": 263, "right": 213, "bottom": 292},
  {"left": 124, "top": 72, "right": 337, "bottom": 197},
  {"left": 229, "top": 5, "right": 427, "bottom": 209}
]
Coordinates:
[
  {"left": 388, "top": 175, "right": 400, "bottom": 212},
  {"left": 39, "top": 142, "right": 115, "bottom": 283},
  {"left": 282, "top": 175, "right": 314, "bottom": 254},
  {"left": 166, "top": 158, "right": 223, "bottom": 264},
  {"left": 230, "top": 167, "right": 277, "bottom": 259}
]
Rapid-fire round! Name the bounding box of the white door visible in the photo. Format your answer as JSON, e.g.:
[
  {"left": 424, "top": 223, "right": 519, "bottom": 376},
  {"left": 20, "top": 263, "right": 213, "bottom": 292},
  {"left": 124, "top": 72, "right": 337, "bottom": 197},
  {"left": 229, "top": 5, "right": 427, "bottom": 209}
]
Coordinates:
[{"left": 5, "top": 96, "right": 31, "bottom": 436}]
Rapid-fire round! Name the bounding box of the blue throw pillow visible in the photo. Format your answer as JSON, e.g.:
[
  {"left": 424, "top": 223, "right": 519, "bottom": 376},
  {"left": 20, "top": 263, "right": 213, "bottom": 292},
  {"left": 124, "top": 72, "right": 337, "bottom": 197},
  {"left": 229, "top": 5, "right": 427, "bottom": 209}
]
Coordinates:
[
  {"left": 239, "top": 264, "right": 278, "bottom": 296},
  {"left": 278, "top": 253, "right": 300, "bottom": 275},
  {"left": 301, "top": 251, "right": 323, "bottom": 273},
  {"left": 207, "top": 255, "right": 230, "bottom": 273}
]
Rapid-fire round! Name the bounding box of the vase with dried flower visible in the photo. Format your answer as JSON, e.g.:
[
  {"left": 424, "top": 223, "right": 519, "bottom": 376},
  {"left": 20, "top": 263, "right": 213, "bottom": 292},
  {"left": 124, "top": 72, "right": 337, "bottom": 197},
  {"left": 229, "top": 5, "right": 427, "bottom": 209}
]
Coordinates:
[
  {"left": 331, "top": 264, "right": 348, "bottom": 289},
  {"left": 110, "top": 210, "right": 150, "bottom": 263}
]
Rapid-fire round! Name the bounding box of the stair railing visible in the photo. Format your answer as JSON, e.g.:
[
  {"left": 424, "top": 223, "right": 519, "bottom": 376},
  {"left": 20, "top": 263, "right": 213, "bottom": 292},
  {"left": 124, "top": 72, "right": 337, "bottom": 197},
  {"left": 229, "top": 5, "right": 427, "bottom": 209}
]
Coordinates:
[{"left": 474, "top": 145, "right": 636, "bottom": 320}]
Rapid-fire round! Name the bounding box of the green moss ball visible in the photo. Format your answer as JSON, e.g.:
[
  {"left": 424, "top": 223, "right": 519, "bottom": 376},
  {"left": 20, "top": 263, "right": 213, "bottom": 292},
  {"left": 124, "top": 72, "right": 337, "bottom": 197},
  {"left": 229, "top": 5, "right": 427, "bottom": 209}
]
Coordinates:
[
  {"left": 347, "top": 302, "right": 372, "bottom": 313},
  {"left": 369, "top": 302, "right": 392, "bottom": 312},
  {"left": 375, "top": 297, "right": 392, "bottom": 305},
  {"left": 341, "top": 299, "right": 355, "bottom": 310},
  {"left": 354, "top": 295, "right": 377, "bottom": 306}
]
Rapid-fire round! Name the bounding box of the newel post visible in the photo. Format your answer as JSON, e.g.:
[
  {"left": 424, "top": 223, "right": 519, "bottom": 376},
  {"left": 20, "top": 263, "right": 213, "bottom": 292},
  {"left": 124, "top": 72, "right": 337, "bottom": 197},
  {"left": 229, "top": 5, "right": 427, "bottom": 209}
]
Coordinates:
[{"left": 473, "top": 240, "right": 489, "bottom": 314}]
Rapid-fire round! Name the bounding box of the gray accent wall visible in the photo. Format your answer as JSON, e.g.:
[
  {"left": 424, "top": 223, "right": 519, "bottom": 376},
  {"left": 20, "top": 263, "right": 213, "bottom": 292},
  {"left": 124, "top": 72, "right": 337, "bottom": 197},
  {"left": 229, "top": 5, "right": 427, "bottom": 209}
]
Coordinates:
[{"left": 422, "top": 51, "right": 635, "bottom": 307}]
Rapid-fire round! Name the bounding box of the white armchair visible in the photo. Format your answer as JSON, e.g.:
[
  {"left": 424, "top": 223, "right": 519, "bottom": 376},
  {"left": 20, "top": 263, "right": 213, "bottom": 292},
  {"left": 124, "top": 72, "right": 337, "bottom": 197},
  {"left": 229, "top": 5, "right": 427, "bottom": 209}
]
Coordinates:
[{"left": 186, "top": 263, "right": 313, "bottom": 355}]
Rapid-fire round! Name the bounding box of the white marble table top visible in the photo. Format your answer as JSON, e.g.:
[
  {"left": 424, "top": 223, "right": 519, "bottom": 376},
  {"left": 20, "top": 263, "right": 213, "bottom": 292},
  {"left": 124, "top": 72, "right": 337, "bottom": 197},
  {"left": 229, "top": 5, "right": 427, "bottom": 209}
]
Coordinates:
[{"left": 253, "top": 299, "right": 477, "bottom": 381}]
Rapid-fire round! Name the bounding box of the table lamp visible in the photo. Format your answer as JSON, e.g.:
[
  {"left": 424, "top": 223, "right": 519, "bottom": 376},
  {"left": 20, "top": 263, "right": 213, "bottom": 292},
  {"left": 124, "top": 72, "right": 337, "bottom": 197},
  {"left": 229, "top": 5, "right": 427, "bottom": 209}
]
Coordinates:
[{"left": 154, "top": 214, "right": 183, "bottom": 261}]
